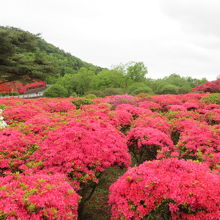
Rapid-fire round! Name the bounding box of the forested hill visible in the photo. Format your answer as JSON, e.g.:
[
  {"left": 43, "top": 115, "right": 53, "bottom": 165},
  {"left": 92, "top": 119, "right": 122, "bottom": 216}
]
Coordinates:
[{"left": 0, "top": 26, "right": 102, "bottom": 83}]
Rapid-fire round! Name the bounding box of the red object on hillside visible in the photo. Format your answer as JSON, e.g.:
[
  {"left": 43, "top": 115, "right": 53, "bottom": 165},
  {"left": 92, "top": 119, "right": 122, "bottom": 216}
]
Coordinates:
[
  {"left": 0, "top": 80, "right": 46, "bottom": 94},
  {"left": 192, "top": 79, "right": 220, "bottom": 93}
]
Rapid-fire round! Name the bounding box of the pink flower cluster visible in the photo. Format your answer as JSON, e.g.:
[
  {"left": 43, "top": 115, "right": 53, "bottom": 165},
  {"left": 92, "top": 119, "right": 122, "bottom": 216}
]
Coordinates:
[
  {"left": 192, "top": 79, "right": 220, "bottom": 93},
  {"left": 0, "top": 174, "right": 79, "bottom": 219},
  {"left": 0, "top": 91, "right": 220, "bottom": 219},
  {"left": 109, "top": 158, "right": 220, "bottom": 220},
  {"left": 29, "top": 120, "right": 131, "bottom": 186},
  {"left": 127, "top": 127, "right": 174, "bottom": 164},
  {"left": 0, "top": 80, "right": 46, "bottom": 94}
]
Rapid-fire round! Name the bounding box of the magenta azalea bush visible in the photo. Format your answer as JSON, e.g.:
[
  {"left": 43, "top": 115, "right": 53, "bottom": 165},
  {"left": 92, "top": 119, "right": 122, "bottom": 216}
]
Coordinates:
[
  {"left": 127, "top": 127, "right": 174, "bottom": 164},
  {"left": 109, "top": 158, "right": 220, "bottom": 220},
  {"left": 0, "top": 92, "right": 220, "bottom": 218},
  {"left": 192, "top": 79, "right": 220, "bottom": 93},
  {"left": 0, "top": 174, "right": 79, "bottom": 219}
]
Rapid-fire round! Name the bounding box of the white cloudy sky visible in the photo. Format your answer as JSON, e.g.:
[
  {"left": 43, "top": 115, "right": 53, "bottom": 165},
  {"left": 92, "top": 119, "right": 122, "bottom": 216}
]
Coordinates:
[{"left": 1, "top": 0, "right": 220, "bottom": 81}]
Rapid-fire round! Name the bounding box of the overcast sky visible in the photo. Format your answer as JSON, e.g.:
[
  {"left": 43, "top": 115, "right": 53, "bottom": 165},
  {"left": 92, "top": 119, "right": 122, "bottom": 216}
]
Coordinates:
[{"left": 1, "top": 0, "right": 220, "bottom": 81}]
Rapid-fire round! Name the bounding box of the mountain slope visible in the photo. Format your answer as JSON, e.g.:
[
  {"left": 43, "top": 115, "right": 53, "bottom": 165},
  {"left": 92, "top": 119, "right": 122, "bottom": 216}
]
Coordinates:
[{"left": 0, "top": 26, "right": 102, "bottom": 82}]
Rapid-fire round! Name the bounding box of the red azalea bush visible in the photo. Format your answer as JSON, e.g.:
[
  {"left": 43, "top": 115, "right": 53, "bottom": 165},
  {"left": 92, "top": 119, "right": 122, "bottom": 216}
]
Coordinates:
[
  {"left": 44, "top": 101, "right": 76, "bottom": 113},
  {"left": 0, "top": 174, "right": 79, "bottom": 219},
  {"left": 138, "top": 101, "right": 161, "bottom": 111},
  {"left": 167, "top": 104, "right": 187, "bottom": 111},
  {"left": 133, "top": 115, "right": 172, "bottom": 136},
  {"left": 127, "top": 127, "right": 174, "bottom": 164},
  {"left": 104, "top": 95, "right": 137, "bottom": 109},
  {"left": 164, "top": 110, "right": 204, "bottom": 122},
  {"left": 116, "top": 104, "right": 153, "bottom": 119},
  {"left": 110, "top": 110, "right": 133, "bottom": 130},
  {"left": 23, "top": 112, "right": 67, "bottom": 140},
  {"left": 204, "top": 109, "right": 220, "bottom": 125},
  {"left": 109, "top": 158, "right": 220, "bottom": 220},
  {"left": 193, "top": 79, "right": 220, "bottom": 93},
  {"left": 0, "top": 80, "right": 46, "bottom": 95},
  {"left": 159, "top": 122, "right": 220, "bottom": 171},
  {"left": 30, "top": 120, "right": 131, "bottom": 185},
  {"left": 3, "top": 104, "right": 44, "bottom": 124},
  {"left": 0, "top": 128, "right": 36, "bottom": 176},
  {"left": 1, "top": 93, "right": 220, "bottom": 219}
]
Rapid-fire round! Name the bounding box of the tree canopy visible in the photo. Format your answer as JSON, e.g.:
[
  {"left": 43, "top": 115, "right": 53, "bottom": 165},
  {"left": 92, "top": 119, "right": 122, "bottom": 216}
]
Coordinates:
[{"left": 0, "top": 26, "right": 102, "bottom": 82}]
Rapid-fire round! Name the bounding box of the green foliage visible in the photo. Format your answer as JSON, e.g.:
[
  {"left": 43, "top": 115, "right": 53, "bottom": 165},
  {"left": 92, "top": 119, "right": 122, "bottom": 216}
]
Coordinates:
[
  {"left": 9, "top": 91, "right": 19, "bottom": 96},
  {"left": 148, "top": 74, "right": 208, "bottom": 95},
  {"left": 126, "top": 62, "right": 147, "bottom": 82},
  {"left": 43, "top": 84, "right": 69, "bottom": 97},
  {"left": 132, "top": 87, "right": 153, "bottom": 95},
  {"left": 86, "top": 90, "right": 105, "bottom": 97},
  {"left": 92, "top": 69, "right": 126, "bottom": 90},
  {"left": 0, "top": 26, "right": 102, "bottom": 82},
  {"left": 201, "top": 93, "right": 220, "bottom": 104},
  {"left": 156, "top": 84, "right": 179, "bottom": 94},
  {"left": 0, "top": 104, "right": 6, "bottom": 109},
  {"left": 84, "top": 94, "right": 97, "bottom": 99},
  {"left": 113, "top": 62, "right": 147, "bottom": 83},
  {"left": 71, "top": 98, "right": 95, "bottom": 109},
  {"left": 102, "top": 88, "right": 125, "bottom": 97},
  {"left": 70, "top": 92, "right": 78, "bottom": 97},
  {"left": 127, "top": 82, "right": 153, "bottom": 95}
]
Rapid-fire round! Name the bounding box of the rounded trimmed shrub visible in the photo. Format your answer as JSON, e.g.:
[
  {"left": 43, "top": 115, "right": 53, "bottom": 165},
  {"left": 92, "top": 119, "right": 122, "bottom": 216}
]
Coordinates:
[
  {"left": 109, "top": 158, "right": 220, "bottom": 220},
  {"left": 0, "top": 174, "right": 79, "bottom": 219},
  {"left": 43, "top": 84, "right": 69, "bottom": 97}
]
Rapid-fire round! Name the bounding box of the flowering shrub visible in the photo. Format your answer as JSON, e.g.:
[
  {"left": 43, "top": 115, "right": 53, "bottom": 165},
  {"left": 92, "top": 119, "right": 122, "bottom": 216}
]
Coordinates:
[
  {"left": 133, "top": 115, "right": 171, "bottom": 136},
  {"left": 23, "top": 112, "right": 67, "bottom": 140},
  {"left": 110, "top": 110, "right": 133, "bottom": 131},
  {"left": 1, "top": 93, "right": 220, "bottom": 218},
  {"left": 201, "top": 93, "right": 220, "bottom": 105},
  {"left": 204, "top": 109, "right": 220, "bottom": 125},
  {"left": 167, "top": 104, "right": 187, "bottom": 111},
  {"left": 0, "top": 80, "right": 46, "bottom": 95},
  {"left": 45, "top": 101, "right": 76, "bottom": 113},
  {"left": 3, "top": 104, "right": 44, "bottom": 124},
  {"left": 138, "top": 101, "right": 161, "bottom": 112},
  {"left": 109, "top": 158, "right": 220, "bottom": 220},
  {"left": 30, "top": 120, "right": 131, "bottom": 185},
  {"left": 159, "top": 122, "right": 220, "bottom": 171},
  {"left": 0, "top": 174, "right": 79, "bottom": 219},
  {"left": 164, "top": 110, "right": 204, "bottom": 122},
  {"left": 193, "top": 79, "right": 220, "bottom": 93},
  {"left": 0, "top": 128, "right": 36, "bottom": 176},
  {"left": 116, "top": 104, "right": 152, "bottom": 119},
  {"left": 127, "top": 127, "right": 174, "bottom": 164}
]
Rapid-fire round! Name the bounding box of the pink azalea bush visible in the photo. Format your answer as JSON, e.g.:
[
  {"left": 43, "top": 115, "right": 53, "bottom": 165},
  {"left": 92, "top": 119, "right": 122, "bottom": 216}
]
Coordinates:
[
  {"left": 0, "top": 174, "right": 79, "bottom": 219},
  {"left": 0, "top": 80, "right": 46, "bottom": 95},
  {"left": 109, "top": 158, "right": 220, "bottom": 220},
  {"left": 1, "top": 93, "right": 220, "bottom": 218},
  {"left": 192, "top": 79, "right": 220, "bottom": 93},
  {"left": 3, "top": 104, "right": 44, "bottom": 124},
  {"left": 0, "top": 128, "right": 36, "bottom": 176},
  {"left": 127, "top": 127, "right": 174, "bottom": 164},
  {"left": 29, "top": 120, "right": 131, "bottom": 185},
  {"left": 133, "top": 115, "right": 172, "bottom": 136},
  {"left": 159, "top": 120, "right": 220, "bottom": 171}
]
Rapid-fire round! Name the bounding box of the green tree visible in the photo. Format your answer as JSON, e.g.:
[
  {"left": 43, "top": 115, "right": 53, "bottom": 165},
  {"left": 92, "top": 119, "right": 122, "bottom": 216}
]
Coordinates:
[
  {"left": 43, "top": 84, "right": 69, "bottom": 97},
  {"left": 126, "top": 62, "right": 147, "bottom": 82},
  {"left": 72, "top": 67, "right": 96, "bottom": 96},
  {"left": 157, "top": 84, "right": 179, "bottom": 94},
  {"left": 91, "top": 69, "right": 126, "bottom": 90},
  {"left": 0, "top": 26, "right": 102, "bottom": 82}
]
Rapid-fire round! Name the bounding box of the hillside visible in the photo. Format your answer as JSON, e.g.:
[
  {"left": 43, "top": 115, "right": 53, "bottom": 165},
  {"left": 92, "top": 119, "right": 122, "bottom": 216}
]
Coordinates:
[{"left": 0, "top": 26, "right": 102, "bottom": 83}]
